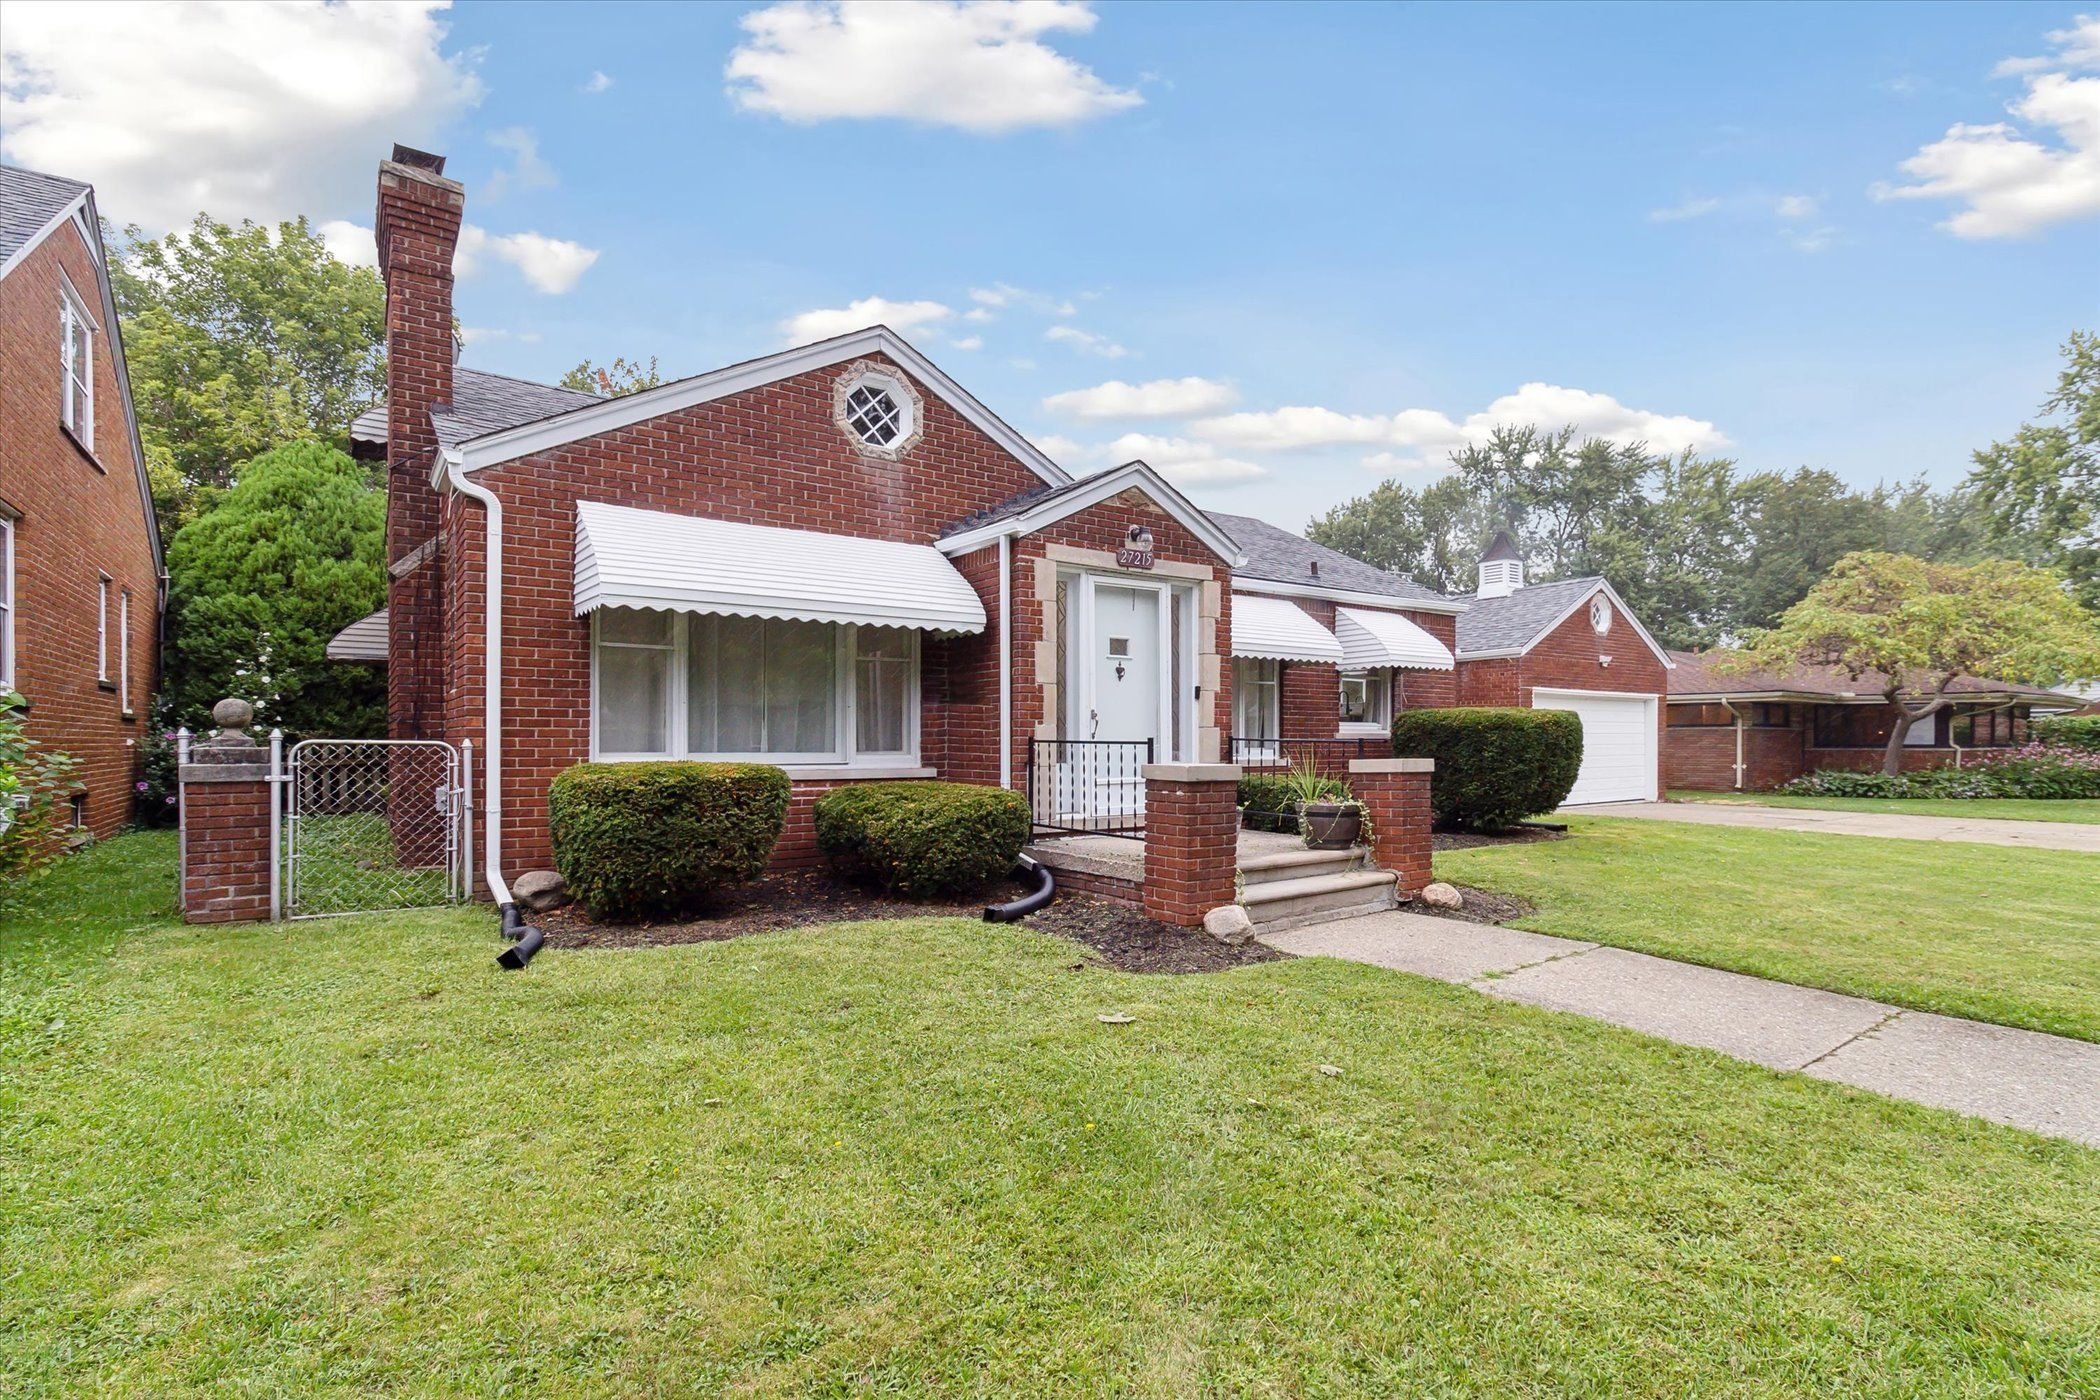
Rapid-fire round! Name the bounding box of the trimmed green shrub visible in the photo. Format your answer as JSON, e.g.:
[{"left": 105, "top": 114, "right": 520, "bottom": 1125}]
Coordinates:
[
  {"left": 2032, "top": 715, "right": 2100, "bottom": 752},
  {"left": 1391, "top": 707, "right": 1583, "bottom": 831},
  {"left": 548, "top": 761, "right": 789, "bottom": 919},
  {"left": 815, "top": 781, "right": 1031, "bottom": 896}
]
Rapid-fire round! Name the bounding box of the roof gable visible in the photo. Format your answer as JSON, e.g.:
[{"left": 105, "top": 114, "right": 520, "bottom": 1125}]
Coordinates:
[
  {"left": 1207, "top": 511, "right": 1457, "bottom": 610},
  {"left": 351, "top": 367, "right": 601, "bottom": 453},
  {"left": 937, "top": 460, "right": 1244, "bottom": 565},
  {"left": 0, "top": 164, "right": 90, "bottom": 277},
  {"left": 1456, "top": 576, "right": 1673, "bottom": 669},
  {"left": 442, "top": 326, "right": 1070, "bottom": 488}
]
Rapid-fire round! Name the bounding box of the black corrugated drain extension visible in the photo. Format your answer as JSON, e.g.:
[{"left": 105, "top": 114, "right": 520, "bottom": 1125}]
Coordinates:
[
  {"left": 984, "top": 855, "right": 1056, "bottom": 923},
  {"left": 496, "top": 901, "right": 544, "bottom": 969}
]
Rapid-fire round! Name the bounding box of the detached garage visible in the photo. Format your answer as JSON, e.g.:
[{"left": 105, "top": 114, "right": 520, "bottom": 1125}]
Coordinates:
[{"left": 1451, "top": 533, "right": 1673, "bottom": 807}]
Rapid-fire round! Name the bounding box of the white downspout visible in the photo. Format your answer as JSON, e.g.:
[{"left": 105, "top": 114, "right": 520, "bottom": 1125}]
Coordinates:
[
  {"left": 998, "top": 530, "right": 1013, "bottom": 790},
  {"left": 442, "top": 451, "right": 512, "bottom": 907},
  {"left": 1722, "top": 700, "right": 1746, "bottom": 790}
]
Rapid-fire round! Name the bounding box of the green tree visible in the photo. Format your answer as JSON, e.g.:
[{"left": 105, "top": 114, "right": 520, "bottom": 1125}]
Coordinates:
[
  {"left": 560, "top": 355, "right": 662, "bottom": 397},
  {"left": 1966, "top": 330, "right": 2099, "bottom": 612},
  {"left": 110, "top": 216, "right": 386, "bottom": 537},
  {"left": 1735, "top": 552, "right": 2100, "bottom": 775},
  {"left": 1305, "top": 473, "right": 1488, "bottom": 592},
  {"left": 163, "top": 441, "right": 386, "bottom": 740}
]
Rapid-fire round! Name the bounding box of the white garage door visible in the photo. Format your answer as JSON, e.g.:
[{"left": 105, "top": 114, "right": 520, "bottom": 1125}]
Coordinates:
[{"left": 1532, "top": 689, "right": 1657, "bottom": 805}]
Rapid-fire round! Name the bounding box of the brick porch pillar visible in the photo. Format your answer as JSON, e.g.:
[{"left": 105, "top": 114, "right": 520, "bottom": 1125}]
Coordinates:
[
  {"left": 1349, "top": 757, "right": 1435, "bottom": 895},
  {"left": 179, "top": 700, "right": 275, "bottom": 924},
  {"left": 1142, "top": 763, "right": 1241, "bottom": 927}
]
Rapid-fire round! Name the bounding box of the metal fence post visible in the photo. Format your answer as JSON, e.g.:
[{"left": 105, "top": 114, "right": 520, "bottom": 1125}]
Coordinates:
[
  {"left": 459, "top": 738, "right": 474, "bottom": 903},
  {"left": 268, "top": 729, "right": 284, "bottom": 920}
]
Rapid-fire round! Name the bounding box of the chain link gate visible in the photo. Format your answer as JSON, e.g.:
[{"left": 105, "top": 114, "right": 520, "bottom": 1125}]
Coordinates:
[{"left": 282, "top": 738, "right": 468, "bottom": 919}]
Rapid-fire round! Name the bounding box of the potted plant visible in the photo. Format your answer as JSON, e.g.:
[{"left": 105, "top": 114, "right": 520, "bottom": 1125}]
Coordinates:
[{"left": 1278, "top": 758, "right": 1365, "bottom": 850}]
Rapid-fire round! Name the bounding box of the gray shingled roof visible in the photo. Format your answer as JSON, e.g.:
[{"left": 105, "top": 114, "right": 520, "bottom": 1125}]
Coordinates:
[
  {"left": 349, "top": 367, "right": 602, "bottom": 451},
  {"left": 1, "top": 164, "right": 89, "bottom": 267},
  {"left": 1453, "top": 576, "right": 1605, "bottom": 654},
  {"left": 1205, "top": 511, "right": 1448, "bottom": 603},
  {"left": 937, "top": 479, "right": 1075, "bottom": 538}
]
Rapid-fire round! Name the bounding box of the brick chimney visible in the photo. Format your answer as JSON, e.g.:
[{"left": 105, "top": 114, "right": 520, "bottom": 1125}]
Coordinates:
[{"left": 374, "top": 144, "right": 463, "bottom": 741}]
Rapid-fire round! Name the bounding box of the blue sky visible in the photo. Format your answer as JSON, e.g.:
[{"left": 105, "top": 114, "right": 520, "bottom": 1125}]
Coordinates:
[{"left": 4, "top": 2, "right": 2096, "bottom": 530}]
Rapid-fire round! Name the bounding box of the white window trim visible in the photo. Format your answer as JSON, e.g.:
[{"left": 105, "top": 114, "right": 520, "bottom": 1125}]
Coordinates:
[
  {"left": 588, "top": 611, "right": 924, "bottom": 770},
  {"left": 1338, "top": 666, "right": 1392, "bottom": 734},
  {"left": 118, "top": 586, "right": 132, "bottom": 714},
  {"left": 59, "top": 273, "right": 96, "bottom": 448},
  {"left": 0, "top": 516, "right": 14, "bottom": 690},
  {"left": 96, "top": 573, "right": 111, "bottom": 683},
  {"left": 1062, "top": 571, "right": 1200, "bottom": 762}
]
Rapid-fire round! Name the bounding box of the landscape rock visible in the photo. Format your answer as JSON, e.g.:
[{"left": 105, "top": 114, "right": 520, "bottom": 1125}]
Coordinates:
[
  {"left": 1419, "top": 881, "right": 1464, "bottom": 911},
  {"left": 1203, "top": 904, "right": 1255, "bottom": 945},
  {"left": 513, "top": 870, "right": 571, "bottom": 912}
]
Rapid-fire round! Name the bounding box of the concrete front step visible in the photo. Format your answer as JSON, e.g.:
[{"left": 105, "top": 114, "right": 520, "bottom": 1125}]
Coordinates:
[
  {"left": 1236, "top": 845, "right": 1369, "bottom": 887},
  {"left": 1239, "top": 867, "right": 1399, "bottom": 930}
]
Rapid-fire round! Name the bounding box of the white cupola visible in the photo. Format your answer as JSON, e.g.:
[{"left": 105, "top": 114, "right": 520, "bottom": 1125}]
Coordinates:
[{"left": 1477, "top": 529, "right": 1525, "bottom": 599}]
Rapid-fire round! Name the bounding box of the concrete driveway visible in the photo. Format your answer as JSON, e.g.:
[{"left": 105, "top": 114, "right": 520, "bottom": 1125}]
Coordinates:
[
  {"left": 1264, "top": 910, "right": 2100, "bottom": 1148},
  {"left": 1559, "top": 800, "right": 2100, "bottom": 854}
]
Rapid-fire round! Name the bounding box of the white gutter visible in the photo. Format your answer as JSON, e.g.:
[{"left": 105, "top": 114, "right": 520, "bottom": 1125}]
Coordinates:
[
  {"left": 998, "top": 531, "right": 1013, "bottom": 789},
  {"left": 441, "top": 449, "right": 512, "bottom": 907},
  {"left": 1722, "top": 700, "right": 1746, "bottom": 790}
]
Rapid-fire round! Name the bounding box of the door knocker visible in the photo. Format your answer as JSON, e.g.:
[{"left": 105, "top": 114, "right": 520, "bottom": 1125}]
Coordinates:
[{"left": 1114, "top": 661, "right": 1127, "bottom": 682}]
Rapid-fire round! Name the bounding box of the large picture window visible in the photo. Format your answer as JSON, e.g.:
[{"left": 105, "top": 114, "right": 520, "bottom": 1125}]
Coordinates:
[{"left": 593, "top": 607, "right": 918, "bottom": 765}]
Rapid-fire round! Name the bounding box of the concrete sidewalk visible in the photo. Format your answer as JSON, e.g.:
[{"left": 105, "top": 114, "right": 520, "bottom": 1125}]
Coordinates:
[
  {"left": 1558, "top": 800, "right": 2100, "bottom": 854},
  {"left": 1262, "top": 911, "right": 2100, "bottom": 1148}
]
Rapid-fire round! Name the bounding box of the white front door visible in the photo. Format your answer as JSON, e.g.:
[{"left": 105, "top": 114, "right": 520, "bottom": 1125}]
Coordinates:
[{"left": 1089, "top": 582, "right": 1162, "bottom": 747}]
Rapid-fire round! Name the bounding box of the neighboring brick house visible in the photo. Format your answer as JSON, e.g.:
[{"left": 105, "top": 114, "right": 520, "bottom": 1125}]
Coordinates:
[
  {"left": 1664, "top": 652, "right": 2085, "bottom": 791},
  {"left": 0, "top": 165, "right": 164, "bottom": 838},
  {"left": 341, "top": 148, "right": 1245, "bottom": 896},
  {"left": 1451, "top": 533, "right": 1673, "bottom": 804}
]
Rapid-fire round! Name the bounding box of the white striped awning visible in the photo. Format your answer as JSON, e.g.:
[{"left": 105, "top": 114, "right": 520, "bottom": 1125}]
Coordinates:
[
  {"left": 573, "top": 501, "right": 987, "bottom": 633},
  {"left": 1231, "top": 594, "right": 1344, "bottom": 663},
  {"left": 326, "top": 608, "right": 389, "bottom": 662},
  {"left": 1335, "top": 606, "right": 1454, "bottom": 671}
]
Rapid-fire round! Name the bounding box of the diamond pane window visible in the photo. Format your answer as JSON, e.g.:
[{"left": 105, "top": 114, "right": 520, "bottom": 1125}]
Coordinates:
[{"left": 845, "top": 384, "right": 903, "bottom": 446}]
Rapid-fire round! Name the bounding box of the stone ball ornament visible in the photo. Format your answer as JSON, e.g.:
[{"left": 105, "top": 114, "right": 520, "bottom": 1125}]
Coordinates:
[{"left": 212, "top": 697, "right": 255, "bottom": 731}]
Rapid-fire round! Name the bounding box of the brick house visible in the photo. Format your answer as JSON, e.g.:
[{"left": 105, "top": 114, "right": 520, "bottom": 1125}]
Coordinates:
[
  {"left": 0, "top": 164, "right": 164, "bottom": 838},
  {"left": 1664, "top": 652, "right": 2086, "bottom": 791}
]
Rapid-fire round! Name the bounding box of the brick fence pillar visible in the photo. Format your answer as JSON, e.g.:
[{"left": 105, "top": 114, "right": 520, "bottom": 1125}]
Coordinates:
[
  {"left": 1142, "top": 762, "right": 1241, "bottom": 927},
  {"left": 179, "top": 700, "right": 275, "bottom": 924},
  {"left": 1349, "top": 757, "right": 1435, "bottom": 894}
]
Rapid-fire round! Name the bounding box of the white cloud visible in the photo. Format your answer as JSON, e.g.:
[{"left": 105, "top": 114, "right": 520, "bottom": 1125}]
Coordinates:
[
  {"left": 1045, "top": 324, "right": 1127, "bottom": 358},
  {"left": 1194, "top": 383, "right": 1727, "bottom": 469},
  {"left": 318, "top": 218, "right": 377, "bottom": 268},
  {"left": 1877, "top": 18, "right": 2100, "bottom": 238},
  {"left": 780, "top": 295, "right": 953, "bottom": 344},
  {"left": 0, "top": 0, "right": 482, "bottom": 230},
  {"left": 316, "top": 218, "right": 598, "bottom": 293},
  {"left": 1042, "top": 431, "right": 1265, "bottom": 487},
  {"left": 725, "top": 0, "right": 1141, "bottom": 133},
  {"left": 1775, "top": 193, "right": 1820, "bottom": 219},
  {"left": 970, "top": 281, "right": 1074, "bottom": 315},
  {"left": 963, "top": 306, "right": 995, "bottom": 323},
  {"left": 1648, "top": 196, "right": 1722, "bottom": 222},
  {"left": 949, "top": 334, "right": 983, "bottom": 350},
  {"left": 460, "top": 326, "right": 543, "bottom": 346},
  {"left": 483, "top": 126, "right": 555, "bottom": 200},
  {"left": 454, "top": 226, "right": 600, "bottom": 294},
  {"left": 581, "top": 69, "right": 614, "bottom": 94},
  {"left": 1043, "top": 376, "right": 1237, "bottom": 419},
  {"left": 1992, "top": 14, "right": 2100, "bottom": 78}
]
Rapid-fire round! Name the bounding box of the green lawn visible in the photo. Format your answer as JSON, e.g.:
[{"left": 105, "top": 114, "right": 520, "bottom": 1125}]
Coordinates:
[
  {"left": 1, "top": 835, "right": 2096, "bottom": 1395},
  {"left": 1669, "top": 789, "right": 2100, "bottom": 824},
  {"left": 1438, "top": 816, "right": 2100, "bottom": 1043}
]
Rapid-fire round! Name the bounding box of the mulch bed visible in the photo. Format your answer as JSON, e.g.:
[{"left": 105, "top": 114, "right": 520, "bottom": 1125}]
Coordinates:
[
  {"left": 535, "top": 869, "right": 1281, "bottom": 974},
  {"left": 1409, "top": 884, "right": 1535, "bottom": 926},
  {"left": 1430, "top": 825, "right": 1567, "bottom": 851}
]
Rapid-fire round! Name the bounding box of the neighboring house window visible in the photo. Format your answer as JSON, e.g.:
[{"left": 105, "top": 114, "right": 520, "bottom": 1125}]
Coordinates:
[
  {"left": 1339, "top": 667, "right": 1391, "bottom": 730},
  {"left": 1234, "top": 658, "right": 1281, "bottom": 756},
  {"left": 97, "top": 574, "right": 111, "bottom": 683},
  {"left": 0, "top": 516, "right": 14, "bottom": 690},
  {"left": 1953, "top": 706, "right": 2028, "bottom": 748},
  {"left": 118, "top": 587, "right": 132, "bottom": 713},
  {"left": 71, "top": 794, "right": 87, "bottom": 829},
  {"left": 1813, "top": 705, "right": 1933, "bottom": 748},
  {"left": 1902, "top": 713, "right": 1939, "bottom": 747},
  {"left": 1750, "top": 703, "right": 1793, "bottom": 728},
  {"left": 593, "top": 607, "right": 919, "bottom": 765},
  {"left": 1669, "top": 703, "right": 1733, "bottom": 728},
  {"left": 60, "top": 277, "right": 95, "bottom": 447}
]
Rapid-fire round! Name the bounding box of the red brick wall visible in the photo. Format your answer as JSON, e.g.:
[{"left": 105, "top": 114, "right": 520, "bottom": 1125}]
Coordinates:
[
  {"left": 1262, "top": 597, "right": 1460, "bottom": 741},
  {"left": 377, "top": 161, "right": 463, "bottom": 757},
  {"left": 178, "top": 767, "right": 271, "bottom": 922},
  {"left": 1455, "top": 656, "right": 1519, "bottom": 707},
  {"left": 1664, "top": 722, "right": 1805, "bottom": 791},
  {"left": 1350, "top": 762, "right": 1434, "bottom": 892},
  {"left": 1142, "top": 771, "right": 1239, "bottom": 926},
  {"left": 0, "top": 217, "right": 160, "bottom": 837},
  {"left": 454, "top": 354, "right": 1060, "bottom": 874}
]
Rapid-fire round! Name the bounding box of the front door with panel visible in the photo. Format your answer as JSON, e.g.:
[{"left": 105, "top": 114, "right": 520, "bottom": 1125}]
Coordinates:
[{"left": 1089, "top": 582, "right": 1162, "bottom": 747}]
